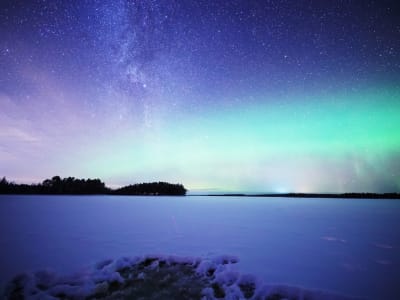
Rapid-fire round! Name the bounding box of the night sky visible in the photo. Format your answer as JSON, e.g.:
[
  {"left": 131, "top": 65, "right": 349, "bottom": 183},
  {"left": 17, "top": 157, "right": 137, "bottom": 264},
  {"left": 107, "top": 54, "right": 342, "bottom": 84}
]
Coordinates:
[{"left": 1, "top": 1, "right": 399, "bottom": 193}]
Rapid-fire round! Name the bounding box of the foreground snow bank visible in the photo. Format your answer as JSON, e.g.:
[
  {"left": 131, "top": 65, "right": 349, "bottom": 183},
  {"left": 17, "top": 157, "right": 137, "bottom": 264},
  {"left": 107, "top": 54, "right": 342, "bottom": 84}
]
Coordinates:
[{"left": 4, "top": 254, "right": 361, "bottom": 300}]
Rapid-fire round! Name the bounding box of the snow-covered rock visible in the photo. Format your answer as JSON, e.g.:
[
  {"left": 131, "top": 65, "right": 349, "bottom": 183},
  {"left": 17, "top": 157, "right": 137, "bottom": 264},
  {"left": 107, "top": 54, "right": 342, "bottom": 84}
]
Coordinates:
[{"left": 3, "top": 254, "right": 363, "bottom": 300}]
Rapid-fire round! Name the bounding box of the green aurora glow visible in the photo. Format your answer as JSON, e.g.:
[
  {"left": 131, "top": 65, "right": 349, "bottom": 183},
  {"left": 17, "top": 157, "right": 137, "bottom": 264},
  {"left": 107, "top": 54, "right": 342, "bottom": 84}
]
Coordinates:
[{"left": 64, "top": 86, "right": 400, "bottom": 193}]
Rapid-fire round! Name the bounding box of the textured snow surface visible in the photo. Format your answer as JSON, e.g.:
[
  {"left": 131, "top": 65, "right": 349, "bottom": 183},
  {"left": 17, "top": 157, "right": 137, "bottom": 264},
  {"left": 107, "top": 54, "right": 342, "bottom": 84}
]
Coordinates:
[
  {"left": 1, "top": 195, "right": 399, "bottom": 299},
  {"left": 4, "top": 254, "right": 361, "bottom": 300}
]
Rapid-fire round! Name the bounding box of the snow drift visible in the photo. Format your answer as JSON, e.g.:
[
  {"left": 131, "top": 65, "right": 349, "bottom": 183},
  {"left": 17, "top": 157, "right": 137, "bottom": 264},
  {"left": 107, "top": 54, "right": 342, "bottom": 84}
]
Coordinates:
[{"left": 4, "top": 254, "right": 362, "bottom": 300}]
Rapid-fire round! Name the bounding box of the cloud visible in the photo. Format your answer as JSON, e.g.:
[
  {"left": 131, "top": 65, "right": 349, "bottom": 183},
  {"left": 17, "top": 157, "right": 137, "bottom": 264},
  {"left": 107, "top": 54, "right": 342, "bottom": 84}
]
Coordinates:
[
  {"left": 0, "top": 95, "right": 40, "bottom": 143},
  {"left": 0, "top": 126, "right": 39, "bottom": 143}
]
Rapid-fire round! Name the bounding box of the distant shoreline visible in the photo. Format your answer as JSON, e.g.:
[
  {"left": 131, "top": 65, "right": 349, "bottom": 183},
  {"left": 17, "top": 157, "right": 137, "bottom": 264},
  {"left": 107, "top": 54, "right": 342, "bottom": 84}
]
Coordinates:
[
  {"left": 1, "top": 193, "right": 399, "bottom": 199},
  {"left": 0, "top": 176, "right": 187, "bottom": 196},
  {"left": 1, "top": 177, "right": 399, "bottom": 199},
  {"left": 199, "top": 193, "right": 400, "bottom": 199}
]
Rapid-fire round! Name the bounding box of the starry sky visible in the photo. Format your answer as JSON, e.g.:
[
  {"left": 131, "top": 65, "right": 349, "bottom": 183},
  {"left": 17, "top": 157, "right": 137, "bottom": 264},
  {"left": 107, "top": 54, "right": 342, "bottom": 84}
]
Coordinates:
[{"left": 1, "top": 0, "right": 400, "bottom": 193}]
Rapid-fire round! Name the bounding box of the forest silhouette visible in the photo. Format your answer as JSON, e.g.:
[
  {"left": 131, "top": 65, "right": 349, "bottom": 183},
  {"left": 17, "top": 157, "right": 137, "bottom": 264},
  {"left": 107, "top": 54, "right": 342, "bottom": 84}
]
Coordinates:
[{"left": 0, "top": 176, "right": 186, "bottom": 196}]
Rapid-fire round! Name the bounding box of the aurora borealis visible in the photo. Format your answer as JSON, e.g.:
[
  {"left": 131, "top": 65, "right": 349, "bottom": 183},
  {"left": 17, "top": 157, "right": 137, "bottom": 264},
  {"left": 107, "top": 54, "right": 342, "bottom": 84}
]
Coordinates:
[{"left": 1, "top": 1, "right": 399, "bottom": 193}]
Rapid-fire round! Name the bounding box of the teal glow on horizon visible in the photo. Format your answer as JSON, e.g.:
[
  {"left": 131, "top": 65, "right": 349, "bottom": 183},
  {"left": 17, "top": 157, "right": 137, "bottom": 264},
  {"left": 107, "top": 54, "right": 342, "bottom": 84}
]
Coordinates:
[
  {"left": 107, "top": 86, "right": 400, "bottom": 193},
  {"left": 3, "top": 85, "right": 399, "bottom": 193}
]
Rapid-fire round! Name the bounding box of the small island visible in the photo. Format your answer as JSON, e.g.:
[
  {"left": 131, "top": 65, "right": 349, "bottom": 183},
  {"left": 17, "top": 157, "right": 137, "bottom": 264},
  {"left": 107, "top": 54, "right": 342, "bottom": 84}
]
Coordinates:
[{"left": 0, "top": 176, "right": 187, "bottom": 196}]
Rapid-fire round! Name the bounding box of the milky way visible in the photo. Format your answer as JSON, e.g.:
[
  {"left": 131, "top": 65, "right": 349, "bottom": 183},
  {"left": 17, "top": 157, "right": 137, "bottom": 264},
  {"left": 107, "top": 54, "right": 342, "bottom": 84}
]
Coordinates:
[{"left": 1, "top": 1, "right": 400, "bottom": 192}]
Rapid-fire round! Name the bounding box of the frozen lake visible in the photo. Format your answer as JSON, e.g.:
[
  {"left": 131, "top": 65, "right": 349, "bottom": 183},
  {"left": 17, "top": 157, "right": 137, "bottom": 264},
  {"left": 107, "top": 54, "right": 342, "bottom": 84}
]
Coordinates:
[{"left": 0, "top": 195, "right": 399, "bottom": 299}]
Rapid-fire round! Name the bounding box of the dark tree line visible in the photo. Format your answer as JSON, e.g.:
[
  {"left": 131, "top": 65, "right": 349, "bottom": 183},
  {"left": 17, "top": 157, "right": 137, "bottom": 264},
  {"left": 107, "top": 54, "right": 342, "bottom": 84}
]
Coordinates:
[
  {"left": 0, "top": 176, "right": 186, "bottom": 196},
  {"left": 0, "top": 176, "right": 108, "bottom": 194},
  {"left": 113, "top": 182, "right": 186, "bottom": 196}
]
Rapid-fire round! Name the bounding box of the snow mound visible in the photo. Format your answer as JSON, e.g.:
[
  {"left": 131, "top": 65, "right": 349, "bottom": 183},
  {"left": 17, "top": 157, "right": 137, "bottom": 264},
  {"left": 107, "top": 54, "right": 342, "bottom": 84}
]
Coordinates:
[{"left": 4, "top": 254, "right": 362, "bottom": 300}]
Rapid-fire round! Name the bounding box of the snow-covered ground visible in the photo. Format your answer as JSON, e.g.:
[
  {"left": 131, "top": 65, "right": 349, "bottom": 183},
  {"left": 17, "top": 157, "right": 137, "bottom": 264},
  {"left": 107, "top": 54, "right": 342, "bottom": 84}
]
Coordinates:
[
  {"left": 1, "top": 195, "right": 399, "bottom": 299},
  {"left": 4, "top": 254, "right": 361, "bottom": 299}
]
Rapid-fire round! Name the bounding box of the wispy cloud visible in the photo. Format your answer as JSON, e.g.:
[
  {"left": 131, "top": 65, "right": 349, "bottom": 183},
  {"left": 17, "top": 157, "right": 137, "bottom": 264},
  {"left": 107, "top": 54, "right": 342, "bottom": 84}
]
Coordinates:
[{"left": 0, "top": 126, "right": 40, "bottom": 143}]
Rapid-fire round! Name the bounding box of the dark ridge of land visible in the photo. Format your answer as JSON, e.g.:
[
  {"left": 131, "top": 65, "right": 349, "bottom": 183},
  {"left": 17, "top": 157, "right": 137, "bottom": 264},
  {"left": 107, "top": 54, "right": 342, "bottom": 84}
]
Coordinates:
[
  {"left": 2, "top": 176, "right": 398, "bottom": 199},
  {"left": 113, "top": 182, "right": 187, "bottom": 196},
  {"left": 0, "top": 176, "right": 186, "bottom": 196},
  {"left": 204, "top": 193, "right": 400, "bottom": 199}
]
